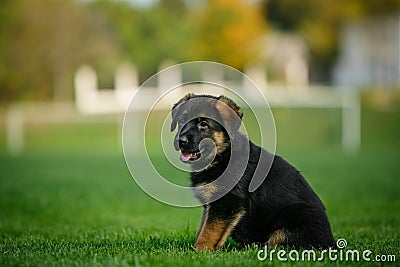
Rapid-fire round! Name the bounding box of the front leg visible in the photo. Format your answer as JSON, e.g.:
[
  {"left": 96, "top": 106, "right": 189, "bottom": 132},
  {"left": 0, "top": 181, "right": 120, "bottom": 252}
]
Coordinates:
[
  {"left": 195, "top": 205, "right": 245, "bottom": 251},
  {"left": 196, "top": 206, "right": 208, "bottom": 240}
]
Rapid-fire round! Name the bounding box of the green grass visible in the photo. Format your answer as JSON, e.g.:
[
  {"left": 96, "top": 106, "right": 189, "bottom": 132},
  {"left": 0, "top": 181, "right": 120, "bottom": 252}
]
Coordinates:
[{"left": 0, "top": 107, "right": 399, "bottom": 266}]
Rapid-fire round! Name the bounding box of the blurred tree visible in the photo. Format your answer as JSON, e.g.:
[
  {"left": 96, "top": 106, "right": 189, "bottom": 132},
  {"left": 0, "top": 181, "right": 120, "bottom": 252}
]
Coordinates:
[
  {"left": 265, "top": 0, "right": 315, "bottom": 31},
  {"left": 263, "top": 0, "right": 400, "bottom": 82},
  {"left": 0, "top": 0, "right": 19, "bottom": 102},
  {"left": 92, "top": 0, "right": 191, "bottom": 81},
  {"left": 0, "top": 0, "right": 122, "bottom": 102},
  {"left": 90, "top": 0, "right": 268, "bottom": 80},
  {"left": 188, "top": 0, "right": 267, "bottom": 70},
  {"left": 1, "top": 0, "right": 270, "bottom": 101}
]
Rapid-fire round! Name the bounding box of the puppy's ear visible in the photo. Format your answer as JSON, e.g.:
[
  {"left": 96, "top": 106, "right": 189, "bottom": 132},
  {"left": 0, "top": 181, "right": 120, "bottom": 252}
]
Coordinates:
[
  {"left": 172, "top": 93, "right": 194, "bottom": 110},
  {"left": 216, "top": 95, "right": 243, "bottom": 132},
  {"left": 217, "top": 96, "right": 243, "bottom": 119},
  {"left": 170, "top": 107, "right": 179, "bottom": 132},
  {"left": 171, "top": 93, "right": 194, "bottom": 132}
]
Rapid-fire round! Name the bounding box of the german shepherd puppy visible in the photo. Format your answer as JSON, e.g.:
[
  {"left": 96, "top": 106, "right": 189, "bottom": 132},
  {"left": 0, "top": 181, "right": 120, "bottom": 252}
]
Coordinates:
[{"left": 170, "top": 93, "right": 335, "bottom": 251}]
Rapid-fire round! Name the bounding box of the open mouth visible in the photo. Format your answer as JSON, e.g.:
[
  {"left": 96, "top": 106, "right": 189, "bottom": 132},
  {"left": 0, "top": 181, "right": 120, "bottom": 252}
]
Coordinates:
[{"left": 180, "top": 150, "right": 201, "bottom": 162}]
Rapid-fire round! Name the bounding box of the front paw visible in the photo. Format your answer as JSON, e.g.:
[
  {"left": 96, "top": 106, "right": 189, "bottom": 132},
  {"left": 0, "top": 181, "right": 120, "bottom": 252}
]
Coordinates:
[{"left": 195, "top": 240, "right": 218, "bottom": 251}]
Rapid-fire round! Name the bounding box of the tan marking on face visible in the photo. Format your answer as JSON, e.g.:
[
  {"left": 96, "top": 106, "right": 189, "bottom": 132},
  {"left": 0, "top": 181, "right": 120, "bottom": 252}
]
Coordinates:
[
  {"left": 213, "top": 131, "right": 224, "bottom": 144},
  {"left": 182, "top": 110, "right": 188, "bottom": 115},
  {"left": 201, "top": 145, "right": 218, "bottom": 168},
  {"left": 267, "top": 229, "right": 287, "bottom": 248},
  {"left": 212, "top": 131, "right": 228, "bottom": 153},
  {"left": 195, "top": 210, "right": 245, "bottom": 251}
]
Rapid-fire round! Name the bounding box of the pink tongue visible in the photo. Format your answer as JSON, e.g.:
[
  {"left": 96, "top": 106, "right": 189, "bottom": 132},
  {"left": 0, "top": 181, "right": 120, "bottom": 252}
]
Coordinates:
[{"left": 180, "top": 152, "right": 192, "bottom": 162}]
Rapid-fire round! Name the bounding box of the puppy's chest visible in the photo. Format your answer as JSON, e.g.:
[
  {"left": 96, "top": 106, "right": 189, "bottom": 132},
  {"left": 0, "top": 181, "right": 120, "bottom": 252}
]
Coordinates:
[{"left": 192, "top": 182, "right": 218, "bottom": 204}]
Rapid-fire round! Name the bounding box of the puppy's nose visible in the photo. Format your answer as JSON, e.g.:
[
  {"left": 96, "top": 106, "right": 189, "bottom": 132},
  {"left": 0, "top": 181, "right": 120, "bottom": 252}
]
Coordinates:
[{"left": 179, "top": 135, "right": 189, "bottom": 147}]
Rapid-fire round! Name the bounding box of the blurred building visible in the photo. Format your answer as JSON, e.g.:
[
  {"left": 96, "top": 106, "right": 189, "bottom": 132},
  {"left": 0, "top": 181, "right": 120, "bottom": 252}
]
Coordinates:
[
  {"left": 258, "top": 32, "right": 309, "bottom": 86},
  {"left": 333, "top": 14, "right": 400, "bottom": 88}
]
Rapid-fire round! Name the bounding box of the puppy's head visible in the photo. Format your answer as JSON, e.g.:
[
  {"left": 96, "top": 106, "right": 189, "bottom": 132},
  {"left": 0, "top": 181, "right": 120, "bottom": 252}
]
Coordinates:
[{"left": 170, "top": 94, "right": 243, "bottom": 164}]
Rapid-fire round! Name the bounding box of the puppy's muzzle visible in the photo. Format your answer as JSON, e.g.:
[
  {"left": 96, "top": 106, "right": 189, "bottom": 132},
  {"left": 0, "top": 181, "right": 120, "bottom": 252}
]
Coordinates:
[
  {"left": 174, "top": 134, "right": 189, "bottom": 151},
  {"left": 178, "top": 135, "right": 188, "bottom": 148}
]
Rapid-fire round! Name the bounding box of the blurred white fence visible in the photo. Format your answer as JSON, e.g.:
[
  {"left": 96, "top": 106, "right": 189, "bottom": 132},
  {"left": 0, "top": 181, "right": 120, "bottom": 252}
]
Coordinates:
[{"left": 5, "top": 62, "right": 360, "bottom": 156}]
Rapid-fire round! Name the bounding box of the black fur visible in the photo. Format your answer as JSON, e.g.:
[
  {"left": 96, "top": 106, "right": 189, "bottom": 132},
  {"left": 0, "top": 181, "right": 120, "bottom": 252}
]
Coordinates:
[{"left": 171, "top": 94, "right": 336, "bottom": 249}]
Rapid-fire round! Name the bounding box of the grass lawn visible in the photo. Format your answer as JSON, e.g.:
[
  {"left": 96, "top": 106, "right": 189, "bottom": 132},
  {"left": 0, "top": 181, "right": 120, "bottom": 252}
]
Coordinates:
[{"left": 0, "top": 107, "right": 399, "bottom": 266}]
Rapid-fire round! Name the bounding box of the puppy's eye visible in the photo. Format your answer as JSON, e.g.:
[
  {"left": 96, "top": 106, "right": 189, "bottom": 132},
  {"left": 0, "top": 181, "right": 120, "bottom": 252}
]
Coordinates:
[{"left": 198, "top": 121, "right": 208, "bottom": 130}]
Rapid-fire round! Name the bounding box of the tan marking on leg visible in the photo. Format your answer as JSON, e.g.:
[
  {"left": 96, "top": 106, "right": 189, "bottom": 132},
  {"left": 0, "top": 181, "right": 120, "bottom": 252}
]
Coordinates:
[
  {"left": 215, "top": 210, "right": 246, "bottom": 249},
  {"left": 195, "top": 219, "right": 225, "bottom": 251},
  {"left": 267, "top": 229, "right": 287, "bottom": 248},
  {"left": 195, "top": 210, "right": 245, "bottom": 251},
  {"left": 196, "top": 205, "right": 209, "bottom": 240}
]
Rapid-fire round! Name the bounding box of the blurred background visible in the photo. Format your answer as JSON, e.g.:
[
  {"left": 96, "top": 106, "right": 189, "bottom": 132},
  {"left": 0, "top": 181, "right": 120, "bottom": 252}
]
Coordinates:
[
  {"left": 1, "top": 0, "right": 400, "bottom": 102},
  {"left": 0, "top": 1, "right": 399, "bottom": 264},
  {"left": 0, "top": 0, "right": 399, "bottom": 153}
]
